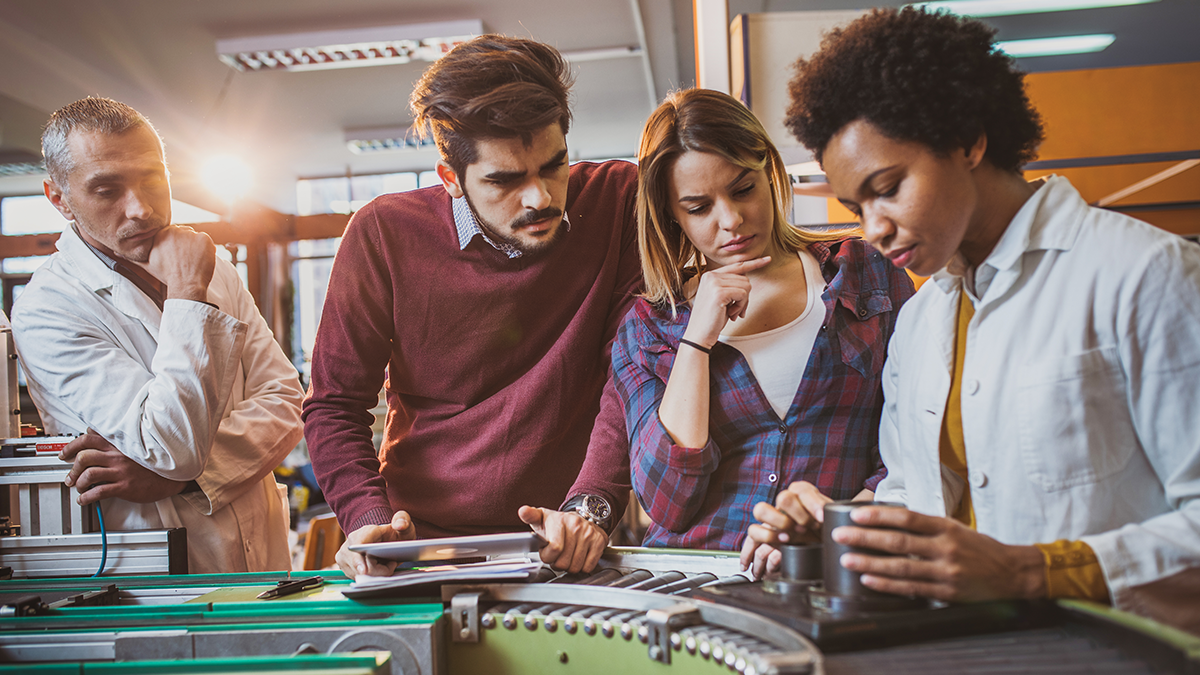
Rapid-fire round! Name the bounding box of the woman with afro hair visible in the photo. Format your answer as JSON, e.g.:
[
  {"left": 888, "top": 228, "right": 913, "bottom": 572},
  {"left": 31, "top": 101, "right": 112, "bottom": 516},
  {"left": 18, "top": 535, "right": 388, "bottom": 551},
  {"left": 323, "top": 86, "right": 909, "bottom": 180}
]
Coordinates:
[{"left": 748, "top": 7, "right": 1200, "bottom": 629}]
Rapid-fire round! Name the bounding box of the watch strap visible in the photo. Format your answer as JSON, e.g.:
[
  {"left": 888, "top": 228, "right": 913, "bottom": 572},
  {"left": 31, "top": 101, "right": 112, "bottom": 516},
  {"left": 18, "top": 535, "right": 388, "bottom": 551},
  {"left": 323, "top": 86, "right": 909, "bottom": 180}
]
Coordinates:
[{"left": 562, "top": 493, "right": 613, "bottom": 534}]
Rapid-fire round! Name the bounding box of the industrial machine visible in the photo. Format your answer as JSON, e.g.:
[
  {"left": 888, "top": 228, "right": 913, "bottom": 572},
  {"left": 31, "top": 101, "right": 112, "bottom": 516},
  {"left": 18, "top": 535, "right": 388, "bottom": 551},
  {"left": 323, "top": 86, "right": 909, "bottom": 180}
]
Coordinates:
[
  {"left": 2, "top": 313, "right": 1194, "bottom": 672},
  {"left": 0, "top": 311, "right": 20, "bottom": 440},
  {"left": 1, "top": 547, "right": 1196, "bottom": 674}
]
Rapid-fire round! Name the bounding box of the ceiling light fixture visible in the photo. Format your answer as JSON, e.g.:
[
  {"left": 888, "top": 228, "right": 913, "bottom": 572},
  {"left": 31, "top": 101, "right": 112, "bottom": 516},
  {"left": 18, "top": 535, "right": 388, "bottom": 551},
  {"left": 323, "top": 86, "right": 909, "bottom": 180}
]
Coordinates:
[
  {"left": 216, "top": 20, "right": 483, "bottom": 72},
  {"left": 996, "top": 34, "right": 1116, "bottom": 57},
  {"left": 0, "top": 149, "right": 44, "bottom": 177},
  {"left": 344, "top": 126, "right": 437, "bottom": 154},
  {"left": 785, "top": 161, "right": 825, "bottom": 178},
  {"left": 0, "top": 161, "right": 44, "bottom": 178},
  {"left": 560, "top": 46, "right": 644, "bottom": 62},
  {"left": 914, "top": 0, "right": 1158, "bottom": 18}
]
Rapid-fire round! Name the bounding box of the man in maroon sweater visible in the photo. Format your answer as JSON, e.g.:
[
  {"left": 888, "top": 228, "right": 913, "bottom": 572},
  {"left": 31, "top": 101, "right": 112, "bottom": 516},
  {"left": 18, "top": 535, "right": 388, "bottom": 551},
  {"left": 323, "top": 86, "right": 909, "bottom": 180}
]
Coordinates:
[{"left": 302, "top": 35, "right": 640, "bottom": 577}]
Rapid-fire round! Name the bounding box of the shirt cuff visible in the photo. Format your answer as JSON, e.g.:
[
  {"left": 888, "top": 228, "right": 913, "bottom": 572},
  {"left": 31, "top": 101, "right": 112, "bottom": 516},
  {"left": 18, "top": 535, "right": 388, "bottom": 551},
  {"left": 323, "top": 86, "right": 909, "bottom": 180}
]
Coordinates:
[
  {"left": 349, "top": 506, "right": 397, "bottom": 534},
  {"left": 178, "top": 475, "right": 215, "bottom": 515},
  {"left": 863, "top": 465, "right": 888, "bottom": 492},
  {"left": 1036, "top": 539, "right": 1111, "bottom": 602},
  {"left": 655, "top": 416, "right": 721, "bottom": 477}
]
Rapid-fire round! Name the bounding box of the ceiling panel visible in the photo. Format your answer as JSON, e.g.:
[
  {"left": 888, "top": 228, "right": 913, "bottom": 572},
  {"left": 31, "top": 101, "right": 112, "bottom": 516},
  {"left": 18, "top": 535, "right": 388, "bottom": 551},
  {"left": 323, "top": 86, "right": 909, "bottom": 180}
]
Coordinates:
[{"left": 1, "top": 0, "right": 1195, "bottom": 213}]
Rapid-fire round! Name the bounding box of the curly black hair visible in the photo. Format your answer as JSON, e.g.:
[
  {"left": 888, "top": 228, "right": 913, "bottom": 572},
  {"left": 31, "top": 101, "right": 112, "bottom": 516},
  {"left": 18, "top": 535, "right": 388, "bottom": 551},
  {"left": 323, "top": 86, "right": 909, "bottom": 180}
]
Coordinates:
[{"left": 785, "top": 7, "right": 1043, "bottom": 173}]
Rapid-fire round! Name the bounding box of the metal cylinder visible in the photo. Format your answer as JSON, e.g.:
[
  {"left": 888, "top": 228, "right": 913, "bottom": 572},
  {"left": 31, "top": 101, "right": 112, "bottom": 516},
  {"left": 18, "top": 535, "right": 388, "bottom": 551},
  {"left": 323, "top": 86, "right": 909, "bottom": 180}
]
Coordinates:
[
  {"left": 778, "top": 544, "right": 822, "bottom": 582},
  {"left": 821, "top": 500, "right": 904, "bottom": 598}
]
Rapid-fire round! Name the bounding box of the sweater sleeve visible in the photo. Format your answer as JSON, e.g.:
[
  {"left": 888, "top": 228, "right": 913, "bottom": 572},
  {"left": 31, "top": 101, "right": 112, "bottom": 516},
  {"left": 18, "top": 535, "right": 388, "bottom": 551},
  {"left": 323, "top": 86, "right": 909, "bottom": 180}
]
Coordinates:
[
  {"left": 301, "top": 205, "right": 397, "bottom": 534},
  {"left": 563, "top": 163, "right": 642, "bottom": 516},
  {"left": 611, "top": 306, "right": 722, "bottom": 533}
]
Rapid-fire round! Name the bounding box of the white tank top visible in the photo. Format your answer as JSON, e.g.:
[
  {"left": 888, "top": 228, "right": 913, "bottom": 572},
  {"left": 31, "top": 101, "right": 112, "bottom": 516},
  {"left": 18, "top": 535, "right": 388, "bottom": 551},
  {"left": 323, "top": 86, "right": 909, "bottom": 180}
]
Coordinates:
[{"left": 718, "top": 249, "right": 826, "bottom": 419}]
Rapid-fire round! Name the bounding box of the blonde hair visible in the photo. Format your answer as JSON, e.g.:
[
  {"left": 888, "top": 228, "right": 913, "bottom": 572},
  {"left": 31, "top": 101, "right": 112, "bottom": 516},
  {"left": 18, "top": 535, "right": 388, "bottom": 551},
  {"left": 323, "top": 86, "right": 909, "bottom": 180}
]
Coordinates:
[{"left": 636, "top": 88, "right": 849, "bottom": 313}]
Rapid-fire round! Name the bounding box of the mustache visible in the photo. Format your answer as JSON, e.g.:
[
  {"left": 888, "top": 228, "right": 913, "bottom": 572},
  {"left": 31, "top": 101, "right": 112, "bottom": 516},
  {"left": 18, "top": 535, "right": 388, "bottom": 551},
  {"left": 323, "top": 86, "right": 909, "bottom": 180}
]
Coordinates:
[
  {"left": 121, "top": 221, "right": 168, "bottom": 237},
  {"left": 513, "top": 207, "right": 563, "bottom": 228}
]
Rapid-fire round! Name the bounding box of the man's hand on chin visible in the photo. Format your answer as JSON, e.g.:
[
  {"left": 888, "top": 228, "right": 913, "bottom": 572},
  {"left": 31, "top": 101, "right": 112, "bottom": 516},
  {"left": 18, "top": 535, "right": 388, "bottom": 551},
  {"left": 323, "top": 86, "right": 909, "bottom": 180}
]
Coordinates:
[
  {"left": 145, "top": 226, "right": 216, "bottom": 302},
  {"left": 518, "top": 505, "right": 608, "bottom": 574},
  {"left": 334, "top": 510, "right": 416, "bottom": 579}
]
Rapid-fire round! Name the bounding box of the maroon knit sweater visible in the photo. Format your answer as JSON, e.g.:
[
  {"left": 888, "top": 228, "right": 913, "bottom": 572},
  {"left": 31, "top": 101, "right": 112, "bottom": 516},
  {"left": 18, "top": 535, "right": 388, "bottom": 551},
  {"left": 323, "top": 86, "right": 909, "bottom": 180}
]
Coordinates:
[{"left": 302, "top": 160, "right": 640, "bottom": 537}]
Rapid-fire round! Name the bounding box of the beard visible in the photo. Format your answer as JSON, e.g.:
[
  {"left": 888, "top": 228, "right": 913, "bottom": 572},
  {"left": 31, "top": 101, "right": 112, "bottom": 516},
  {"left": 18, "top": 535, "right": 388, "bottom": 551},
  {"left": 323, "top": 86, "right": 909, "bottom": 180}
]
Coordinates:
[
  {"left": 76, "top": 219, "right": 167, "bottom": 264},
  {"left": 463, "top": 190, "right": 566, "bottom": 256}
]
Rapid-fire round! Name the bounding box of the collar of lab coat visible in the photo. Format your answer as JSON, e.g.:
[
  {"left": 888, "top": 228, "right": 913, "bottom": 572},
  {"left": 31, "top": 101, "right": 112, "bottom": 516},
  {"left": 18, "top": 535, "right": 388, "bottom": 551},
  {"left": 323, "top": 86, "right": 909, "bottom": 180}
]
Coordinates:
[
  {"left": 55, "top": 224, "right": 164, "bottom": 331},
  {"left": 931, "top": 174, "right": 1088, "bottom": 299}
]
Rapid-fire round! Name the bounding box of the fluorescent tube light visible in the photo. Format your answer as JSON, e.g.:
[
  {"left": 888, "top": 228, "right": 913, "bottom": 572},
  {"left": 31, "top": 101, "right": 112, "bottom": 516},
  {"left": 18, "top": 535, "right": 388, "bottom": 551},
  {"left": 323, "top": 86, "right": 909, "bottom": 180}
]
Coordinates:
[
  {"left": 785, "top": 161, "right": 825, "bottom": 178},
  {"left": 915, "top": 0, "right": 1157, "bottom": 17},
  {"left": 344, "top": 127, "right": 437, "bottom": 154},
  {"left": 996, "top": 34, "right": 1116, "bottom": 57},
  {"left": 216, "top": 20, "right": 483, "bottom": 72},
  {"left": 560, "top": 46, "right": 643, "bottom": 62}
]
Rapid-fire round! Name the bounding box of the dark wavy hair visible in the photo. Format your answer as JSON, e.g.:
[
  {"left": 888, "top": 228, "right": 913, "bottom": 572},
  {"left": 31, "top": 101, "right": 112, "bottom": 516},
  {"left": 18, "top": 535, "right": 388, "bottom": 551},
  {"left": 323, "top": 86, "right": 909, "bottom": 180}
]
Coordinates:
[
  {"left": 411, "top": 35, "right": 573, "bottom": 176},
  {"left": 785, "top": 7, "right": 1043, "bottom": 173}
]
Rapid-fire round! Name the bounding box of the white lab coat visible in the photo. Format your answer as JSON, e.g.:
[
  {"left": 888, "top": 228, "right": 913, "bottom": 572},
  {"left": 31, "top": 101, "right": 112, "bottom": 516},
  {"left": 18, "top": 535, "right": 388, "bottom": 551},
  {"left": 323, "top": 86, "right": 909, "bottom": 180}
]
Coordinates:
[
  {"left": 875, "top": 175, "right": 1200, "bottom": 612},
  {"left": 12, "top": 225, "right": 302, "bottom": 573}
]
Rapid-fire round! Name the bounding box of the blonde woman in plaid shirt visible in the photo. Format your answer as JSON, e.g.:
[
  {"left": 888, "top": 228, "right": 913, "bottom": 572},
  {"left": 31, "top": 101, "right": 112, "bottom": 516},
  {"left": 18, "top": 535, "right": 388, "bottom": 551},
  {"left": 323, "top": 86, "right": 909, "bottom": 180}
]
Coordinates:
[{"left": 612, "top": 89, "right": 914, "bottom": 575}]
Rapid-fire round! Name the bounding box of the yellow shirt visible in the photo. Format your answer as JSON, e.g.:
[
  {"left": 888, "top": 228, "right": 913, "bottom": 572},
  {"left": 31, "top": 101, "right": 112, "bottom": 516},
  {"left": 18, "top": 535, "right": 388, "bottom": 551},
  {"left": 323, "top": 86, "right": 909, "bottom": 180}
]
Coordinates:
[
  {"left": 939, "top": 291, "right": 1108, "bottom": 602},
  {"left": 939, "top": 292, "right": 975, "bottom": 529}
]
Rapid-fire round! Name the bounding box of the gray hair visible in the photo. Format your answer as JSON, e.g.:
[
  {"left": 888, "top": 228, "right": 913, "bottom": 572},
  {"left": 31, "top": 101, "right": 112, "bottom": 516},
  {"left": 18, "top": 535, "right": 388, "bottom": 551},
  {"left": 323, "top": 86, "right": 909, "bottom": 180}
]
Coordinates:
[{"left": 41, "top": 97, "right": 163, "bottom": 188}]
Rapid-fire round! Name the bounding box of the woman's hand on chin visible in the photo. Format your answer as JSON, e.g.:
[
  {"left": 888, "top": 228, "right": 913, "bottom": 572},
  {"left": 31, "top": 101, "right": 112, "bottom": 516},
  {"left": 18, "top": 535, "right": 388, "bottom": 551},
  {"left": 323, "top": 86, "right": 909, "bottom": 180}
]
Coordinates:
[{"left": 683, "top": 256, "right": 772, "bottom": 348}]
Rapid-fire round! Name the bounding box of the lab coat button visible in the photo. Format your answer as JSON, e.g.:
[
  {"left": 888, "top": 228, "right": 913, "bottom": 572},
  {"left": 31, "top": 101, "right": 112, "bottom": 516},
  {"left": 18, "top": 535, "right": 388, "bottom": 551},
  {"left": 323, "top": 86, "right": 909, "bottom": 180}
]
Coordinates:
[
  {"left": 969, "top": 470, "right": 987, "bottom": 488},
  {"left": 967, "top": 379, "right": 980, "bottom": 395},
  {"left": 768, "top": 473, "right": 778, "bottom": 484}
]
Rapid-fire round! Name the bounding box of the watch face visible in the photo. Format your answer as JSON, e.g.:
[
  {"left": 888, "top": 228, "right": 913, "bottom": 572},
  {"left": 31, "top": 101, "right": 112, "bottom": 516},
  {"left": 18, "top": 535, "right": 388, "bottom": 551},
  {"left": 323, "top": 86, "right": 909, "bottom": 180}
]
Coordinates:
[{"left": 583, "top": 495, "right": 611, "bottom": 521}]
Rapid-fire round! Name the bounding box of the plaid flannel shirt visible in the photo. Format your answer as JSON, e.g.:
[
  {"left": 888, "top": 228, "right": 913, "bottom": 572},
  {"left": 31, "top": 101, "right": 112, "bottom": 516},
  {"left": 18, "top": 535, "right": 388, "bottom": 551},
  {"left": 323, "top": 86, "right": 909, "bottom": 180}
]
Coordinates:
[{"left": 612, "top": 238, "right": 915, "bottom": 550}]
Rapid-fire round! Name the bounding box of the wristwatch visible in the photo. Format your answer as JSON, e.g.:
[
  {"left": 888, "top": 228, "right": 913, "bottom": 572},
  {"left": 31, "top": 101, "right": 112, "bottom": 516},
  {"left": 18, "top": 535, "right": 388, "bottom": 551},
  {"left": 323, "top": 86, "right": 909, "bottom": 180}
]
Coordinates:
[{"left": 564, "top": 494, "right": 613, "bottom": 533}]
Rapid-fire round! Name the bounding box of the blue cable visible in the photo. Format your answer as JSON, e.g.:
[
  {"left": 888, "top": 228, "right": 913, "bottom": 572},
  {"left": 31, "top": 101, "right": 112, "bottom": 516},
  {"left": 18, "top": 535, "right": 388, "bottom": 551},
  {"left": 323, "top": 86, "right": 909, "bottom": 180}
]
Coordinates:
[{"left": 92, "top": 503, "right": 107, "bottom": 577}]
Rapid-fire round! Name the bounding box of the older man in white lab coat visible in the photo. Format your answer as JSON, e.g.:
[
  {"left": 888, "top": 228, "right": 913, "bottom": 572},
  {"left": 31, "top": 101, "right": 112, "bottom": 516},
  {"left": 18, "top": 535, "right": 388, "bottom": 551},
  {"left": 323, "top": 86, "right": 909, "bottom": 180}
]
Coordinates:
[{"left": 11, "top": 97, "right": 301, "bottom": 573}]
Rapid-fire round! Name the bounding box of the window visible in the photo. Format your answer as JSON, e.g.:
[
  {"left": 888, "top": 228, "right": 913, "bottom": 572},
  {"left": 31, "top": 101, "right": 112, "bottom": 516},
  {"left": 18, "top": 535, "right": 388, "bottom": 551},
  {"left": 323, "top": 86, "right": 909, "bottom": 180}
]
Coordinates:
[
  {"left": 289, "top": 237, "right": 339, "bottom": 382},
  {"left": 1, "top": 195, "right": 62, "bottom": 236},
  {"left": 1, "top": 195, "right": 222, "bottom": 273},
  {"left": 1, "top": 195, "right": 61, "bottom": 274},
  {"left": 290, "top": 170, "right": 431, "bottom": 382}
]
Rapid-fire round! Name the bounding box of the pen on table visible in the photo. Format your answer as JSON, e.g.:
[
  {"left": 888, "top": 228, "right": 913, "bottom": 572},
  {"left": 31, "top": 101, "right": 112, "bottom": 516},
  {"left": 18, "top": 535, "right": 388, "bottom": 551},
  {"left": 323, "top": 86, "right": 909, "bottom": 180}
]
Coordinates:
[{"left": 257, "top": 575, "right": 323, "bottom": 599}]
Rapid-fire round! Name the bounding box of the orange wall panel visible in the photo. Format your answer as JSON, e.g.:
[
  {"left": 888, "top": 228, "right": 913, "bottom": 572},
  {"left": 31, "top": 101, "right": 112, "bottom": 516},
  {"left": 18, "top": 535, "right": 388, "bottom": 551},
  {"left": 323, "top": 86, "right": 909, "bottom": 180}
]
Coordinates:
[
  {"left": 1025, "top": 62, "right": 1200, "bottom": 161},
  {"left": 826, "top": 198, "right": 858, "bottom": 224},
  {"left": 1117, "top": 209, "right": 1200, "bottom": 236},
  {"left": 1025, "top": 162, "right": 1200, "bottom": 206}
]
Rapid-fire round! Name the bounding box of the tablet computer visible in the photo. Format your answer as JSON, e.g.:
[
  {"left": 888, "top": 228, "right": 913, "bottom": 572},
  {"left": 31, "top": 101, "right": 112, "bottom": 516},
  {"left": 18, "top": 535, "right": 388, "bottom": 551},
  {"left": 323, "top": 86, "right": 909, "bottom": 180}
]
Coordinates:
[{"left": 349, "top": 531, "right": 546, "bottom": 563}]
